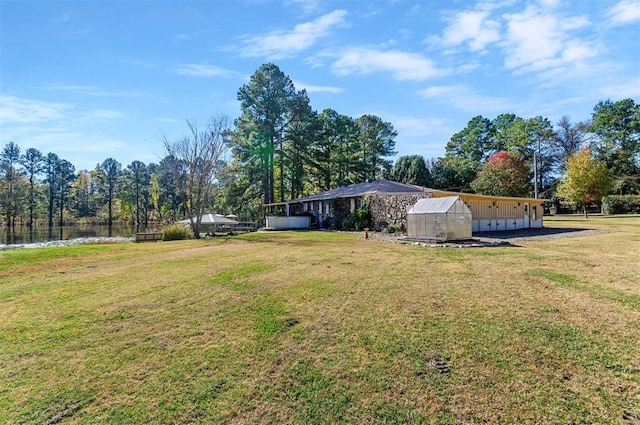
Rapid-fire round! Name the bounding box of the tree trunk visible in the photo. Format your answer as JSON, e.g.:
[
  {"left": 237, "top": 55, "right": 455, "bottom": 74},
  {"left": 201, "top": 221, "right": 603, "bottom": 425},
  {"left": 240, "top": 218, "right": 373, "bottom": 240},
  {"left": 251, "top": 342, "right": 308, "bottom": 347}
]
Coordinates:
[
  {"left": 28, "top": 179, "right": 35, "bottom": 228},
  {"left": 583, "top": 205, "right": 588, "bottom": 218},
  {"left": 108, "top": 190, "right": 113, "bottom": 228},
  {"left": 268, "top": 151, "right": 275, "bottom": 205},
  {"left": 279, "top": 152, "right": 285, "bottom": 203},
  {"left": 48, "top": 184, "right": 55, "bottom": 228},
  {"left": 59, "top": 191, "right": 64, "bottom": 227}
]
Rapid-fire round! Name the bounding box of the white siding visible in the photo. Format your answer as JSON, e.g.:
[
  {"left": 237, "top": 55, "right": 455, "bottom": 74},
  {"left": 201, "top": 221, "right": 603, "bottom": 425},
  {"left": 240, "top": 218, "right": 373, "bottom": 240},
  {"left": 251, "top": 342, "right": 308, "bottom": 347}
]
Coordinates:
[{"left": 265, "top": 216, "right": 311, "bottom": 229}]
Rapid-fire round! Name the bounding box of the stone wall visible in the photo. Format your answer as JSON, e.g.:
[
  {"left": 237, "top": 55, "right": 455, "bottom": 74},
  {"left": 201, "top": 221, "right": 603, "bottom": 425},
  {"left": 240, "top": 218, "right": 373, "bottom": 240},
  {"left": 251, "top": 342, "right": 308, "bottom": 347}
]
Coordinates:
[{"left": 368, "top": 192, "right": 432, "bottom": 231}]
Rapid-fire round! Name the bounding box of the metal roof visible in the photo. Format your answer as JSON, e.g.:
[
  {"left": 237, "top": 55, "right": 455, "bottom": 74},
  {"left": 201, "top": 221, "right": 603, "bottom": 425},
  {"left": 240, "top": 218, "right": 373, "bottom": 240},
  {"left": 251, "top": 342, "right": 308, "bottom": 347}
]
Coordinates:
[
  {"left": 177, "top": 213, "right": 239, "bottom": 225},
  {"left": 292, "top": 179, "right": 427, "bottom": 203},
  {"left": 408, "top": 196, "right": 469, "bottom": 214}
]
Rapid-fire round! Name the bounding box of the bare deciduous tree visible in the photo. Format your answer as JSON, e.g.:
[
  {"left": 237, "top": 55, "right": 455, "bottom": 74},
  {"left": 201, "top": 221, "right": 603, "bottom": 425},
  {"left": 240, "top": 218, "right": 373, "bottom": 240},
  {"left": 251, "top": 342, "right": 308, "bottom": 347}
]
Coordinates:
[
  {"left": 553, "top": 116, "right": 590, "bottom": 171},
  {"left": 164, "top": 115, "right": 230, "bottom": 238}
]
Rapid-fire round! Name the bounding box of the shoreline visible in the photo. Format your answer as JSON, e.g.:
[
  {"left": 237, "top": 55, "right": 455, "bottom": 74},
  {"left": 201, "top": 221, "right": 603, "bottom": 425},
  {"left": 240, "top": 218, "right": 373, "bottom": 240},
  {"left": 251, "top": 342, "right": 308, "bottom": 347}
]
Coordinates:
[{"left": 0, "top": 236, "right": 135, "bottom": 251}]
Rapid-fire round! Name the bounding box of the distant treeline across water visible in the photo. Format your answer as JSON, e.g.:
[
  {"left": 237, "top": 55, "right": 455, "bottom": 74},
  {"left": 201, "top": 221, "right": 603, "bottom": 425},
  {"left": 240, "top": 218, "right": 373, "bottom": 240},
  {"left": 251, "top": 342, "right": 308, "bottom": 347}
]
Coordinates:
[{"left": 1, "top": 225, "right": 144, "bottom": 245}]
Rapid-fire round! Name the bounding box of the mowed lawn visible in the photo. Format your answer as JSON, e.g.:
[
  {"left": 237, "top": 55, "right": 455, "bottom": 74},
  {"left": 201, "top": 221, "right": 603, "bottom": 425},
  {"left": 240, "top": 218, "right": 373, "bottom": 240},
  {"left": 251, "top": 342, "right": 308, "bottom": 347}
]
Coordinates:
[{"left": 1, "top": 216, "right": 639, "bottom": 424}]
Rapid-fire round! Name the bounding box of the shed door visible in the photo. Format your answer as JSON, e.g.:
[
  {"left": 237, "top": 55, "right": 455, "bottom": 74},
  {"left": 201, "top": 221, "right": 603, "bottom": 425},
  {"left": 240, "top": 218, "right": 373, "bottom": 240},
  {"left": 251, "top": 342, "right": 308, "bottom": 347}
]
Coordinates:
[
  {"left": 524, "top": 203, "right": 530, "bottom": 228},
  {"left": 491, "top": 202, "right": 499, "bottom": 230}
]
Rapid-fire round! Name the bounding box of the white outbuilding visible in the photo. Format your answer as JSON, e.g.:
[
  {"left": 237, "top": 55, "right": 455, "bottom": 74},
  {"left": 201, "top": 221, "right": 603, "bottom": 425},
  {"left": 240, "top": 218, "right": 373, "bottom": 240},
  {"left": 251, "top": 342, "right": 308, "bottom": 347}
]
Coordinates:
[{"left": 407, "top": 196, "right": 472, "bottom": 241}]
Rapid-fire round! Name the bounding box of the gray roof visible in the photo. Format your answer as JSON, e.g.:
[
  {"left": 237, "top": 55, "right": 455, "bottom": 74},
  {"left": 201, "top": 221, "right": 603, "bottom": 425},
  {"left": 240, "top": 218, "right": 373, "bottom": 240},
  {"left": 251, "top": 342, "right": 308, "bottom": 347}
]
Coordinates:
[
  {"left": 293, "top": 180, "right": 427, "bottom": 203},
  {"left": 178, "top": 213, "right": 239, "bottom": 225},
  {"left": 408, "top": 196, "right": 469, "bottom": 214}
]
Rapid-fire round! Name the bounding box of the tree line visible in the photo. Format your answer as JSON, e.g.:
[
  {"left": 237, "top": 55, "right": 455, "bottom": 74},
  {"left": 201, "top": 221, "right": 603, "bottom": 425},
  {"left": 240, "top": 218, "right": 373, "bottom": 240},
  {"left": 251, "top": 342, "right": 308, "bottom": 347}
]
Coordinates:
[
  {"left": 387, "top": 98, "right": 638, "bottom": 214},
  {"left": 1, "top": 63, "right": 639, "bottom": 236},
  {"left": 408, "top": 100, "right": 639, "bottom": 198}
]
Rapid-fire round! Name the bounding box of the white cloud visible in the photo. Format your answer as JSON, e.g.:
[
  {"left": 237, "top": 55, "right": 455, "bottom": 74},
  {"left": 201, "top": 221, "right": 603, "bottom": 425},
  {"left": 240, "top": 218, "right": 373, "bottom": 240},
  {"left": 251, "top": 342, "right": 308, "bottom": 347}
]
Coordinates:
[
  {"left": 293, "top": 80, "right": 344, "bottom": 94},
  {"left": 1, "top": 123, "right": 123, "bottom": 159},
  {"left": 0, "top": 95, "right": 71, "bottom": 124},
  {"left": 501, "top": 5, "right": 595, "bottom": 73},
  {"left": 597, "top": 77, "right": 640, "bottom": 99},
  {"left": 175, "top": 64, "right": 235, "bottom": 77},
  {"left": 537, "top": 0, "right": 560, "bottom": 7},
  {"left": 55, "top": 13, "right": 71, "bottom": 23},
  {"left": 430, "top": 2, "right": 600, "bottom": 80},
  {"left": 174, "top": 29, "right": 213, "bottom": 41},
  {"left": 418, "top": 85, "right": 510, "bottom": 113},
  {"left": 125, "top": 59, "right": 157, "bottom": 68},
  {"left": 392, "top": 116, "right": 452, "bottom": 139},
  {"left": 81, "top": 109, "right": 125, "bottom": 121},
  {"left": 0, "top": 94, "right": 129, "bottom": 169},
  {"left": 285, "top": 0, "right": 321, "bottom": 15},
  {"left": 70, "top": 28, "right": 91, "bottom": 35},
  {"left": 439, "top": 10, "right": 501, "bottom": 51},
  {"left": 238, "top": 9, "right": 347, "bottom": 59},
  {"left": 330, "top": 47, "right": 442, "bottom": 81},
  {"left": 608, "top": 0, "right": 640, "bottom": 25},
  {"left": 44, "top": 85, "right": 144, "bottom": 97}
]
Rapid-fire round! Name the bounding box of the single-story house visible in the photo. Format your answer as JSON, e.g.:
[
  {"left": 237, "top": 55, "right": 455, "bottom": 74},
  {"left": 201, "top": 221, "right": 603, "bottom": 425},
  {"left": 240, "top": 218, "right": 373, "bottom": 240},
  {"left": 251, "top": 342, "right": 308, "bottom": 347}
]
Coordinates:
[{"left": 265, "top": 179, "right": 544, "bottom": 232}]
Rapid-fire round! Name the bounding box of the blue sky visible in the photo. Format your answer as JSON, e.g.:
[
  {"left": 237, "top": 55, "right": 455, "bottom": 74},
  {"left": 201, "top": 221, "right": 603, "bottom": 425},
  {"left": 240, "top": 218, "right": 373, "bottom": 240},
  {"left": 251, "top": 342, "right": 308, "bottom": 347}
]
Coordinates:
[{"left": 1, "top": 0, "right": 639, "bottom": 171}]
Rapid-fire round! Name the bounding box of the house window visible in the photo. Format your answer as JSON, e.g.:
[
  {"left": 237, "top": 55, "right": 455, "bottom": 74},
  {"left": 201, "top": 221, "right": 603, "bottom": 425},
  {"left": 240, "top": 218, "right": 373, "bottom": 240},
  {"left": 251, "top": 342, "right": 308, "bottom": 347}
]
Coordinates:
[{"left": 355, "top": 198, "right": 362, "bottom": 209}]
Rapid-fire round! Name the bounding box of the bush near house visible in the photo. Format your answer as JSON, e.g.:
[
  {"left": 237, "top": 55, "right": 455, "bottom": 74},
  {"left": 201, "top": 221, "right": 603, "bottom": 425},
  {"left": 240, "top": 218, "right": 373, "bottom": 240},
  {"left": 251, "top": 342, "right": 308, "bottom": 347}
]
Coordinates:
[
  {"left": 351, "top": 206, "right": 371, "bottom": 231},
  {"left": 162, "top": 223, "right": 193, "bottom": 241},
  {"left": 602, "top": 195, "right": 640, "bottom": 214}
]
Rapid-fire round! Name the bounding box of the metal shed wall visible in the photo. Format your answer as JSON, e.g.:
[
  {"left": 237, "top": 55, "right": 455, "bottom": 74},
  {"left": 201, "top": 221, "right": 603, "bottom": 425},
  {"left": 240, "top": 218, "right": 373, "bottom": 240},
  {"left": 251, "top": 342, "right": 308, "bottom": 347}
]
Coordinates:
[{"left": 407, "top": 197, "right": 472, "bottom": 240}]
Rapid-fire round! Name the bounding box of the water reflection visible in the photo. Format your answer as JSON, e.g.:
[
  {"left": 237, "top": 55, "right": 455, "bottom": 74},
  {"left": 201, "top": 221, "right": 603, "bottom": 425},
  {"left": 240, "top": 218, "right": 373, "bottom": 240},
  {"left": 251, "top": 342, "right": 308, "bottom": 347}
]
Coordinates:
[{"left": 1, "top": 225, "right": 141, "bottom": 245}]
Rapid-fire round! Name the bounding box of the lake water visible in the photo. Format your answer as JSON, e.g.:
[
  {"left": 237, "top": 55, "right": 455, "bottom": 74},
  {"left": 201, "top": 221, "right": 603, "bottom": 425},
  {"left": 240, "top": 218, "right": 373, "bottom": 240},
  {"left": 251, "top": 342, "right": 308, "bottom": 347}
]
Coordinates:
[{"left": 1, "top": 225, "right": 143, "bottom": 245}]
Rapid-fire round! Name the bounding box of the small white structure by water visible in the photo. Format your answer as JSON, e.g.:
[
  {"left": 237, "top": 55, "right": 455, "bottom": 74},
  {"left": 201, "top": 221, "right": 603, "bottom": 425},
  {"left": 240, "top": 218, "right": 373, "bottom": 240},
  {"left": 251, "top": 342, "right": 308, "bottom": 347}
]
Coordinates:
[
  {"left": 407, "top": 196, "right": 472, "bottom": 241},
  {"left": 177, "top": 213, "right": 239, "bottom": 235}
]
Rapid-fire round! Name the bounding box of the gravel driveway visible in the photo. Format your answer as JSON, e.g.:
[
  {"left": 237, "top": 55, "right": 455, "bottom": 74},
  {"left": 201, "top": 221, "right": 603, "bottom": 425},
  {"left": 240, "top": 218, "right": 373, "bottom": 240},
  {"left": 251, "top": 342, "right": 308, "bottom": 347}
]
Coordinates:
[{"left": 368, "top": 227, "right": 610, "bottom": 247}]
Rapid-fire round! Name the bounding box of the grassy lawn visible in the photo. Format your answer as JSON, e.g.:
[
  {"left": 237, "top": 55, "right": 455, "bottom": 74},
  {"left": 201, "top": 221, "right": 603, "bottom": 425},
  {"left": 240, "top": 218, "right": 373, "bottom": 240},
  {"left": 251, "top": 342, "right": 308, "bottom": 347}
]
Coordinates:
[{"left": 1, "top": 215, "right": 639, "bottom": 424}]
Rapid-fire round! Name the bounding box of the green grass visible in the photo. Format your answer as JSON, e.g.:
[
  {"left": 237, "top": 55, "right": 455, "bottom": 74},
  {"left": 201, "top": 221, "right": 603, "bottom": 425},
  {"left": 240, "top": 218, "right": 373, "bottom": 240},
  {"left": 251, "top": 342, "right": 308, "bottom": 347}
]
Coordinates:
[{"left": 1, "top": 215, "right": 639, "bottom": 424}]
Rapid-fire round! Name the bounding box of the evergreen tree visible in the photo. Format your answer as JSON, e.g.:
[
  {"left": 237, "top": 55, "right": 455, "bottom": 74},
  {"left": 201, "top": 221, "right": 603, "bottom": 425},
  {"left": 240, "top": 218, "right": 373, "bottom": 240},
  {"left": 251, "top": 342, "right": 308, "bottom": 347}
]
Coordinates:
[
  {"left": 56, "top": 159, "right": 76, "bottom": 226},
  {"left": 355, "top": 114, "right": 397, "bottom": 181},
  {"left": 430, "top": 157, "right": 478, "bottom": 192},
  {"left": 44, "top": 153, "right": 60, "bottom": 228},
  {"left": 234, "top": 63, "right": 311, "bottom": 204},
  {"left": 589, "top": 98, "right": 640, "bottom": 194},
  {"left": 96, "top": 158, "right": 122, "bottom": 230},
  {"left": 0, "top": 142, "right": 25, "bottom": 230},
  {"left": 445, "top": 115, "right": 494, "bottom": 164},
  {"left": 312, "top": 109, "right": 357, "bottom": 191},
  {"left": 20, "top": 148, "right": 45, "bottom": 227},
  {"left": 71, "top": 170, "right": 100, "bottom": 219},
  {"left": 389, "top": 155, "right": 431, "bottom": 186}
]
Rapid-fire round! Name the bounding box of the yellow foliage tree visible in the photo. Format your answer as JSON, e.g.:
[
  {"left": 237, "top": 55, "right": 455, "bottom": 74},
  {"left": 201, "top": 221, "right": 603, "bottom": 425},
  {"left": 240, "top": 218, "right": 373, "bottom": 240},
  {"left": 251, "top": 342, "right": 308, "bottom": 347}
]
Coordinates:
[{"left": 557, "top": 147, "right": 611, "bottom": 217}]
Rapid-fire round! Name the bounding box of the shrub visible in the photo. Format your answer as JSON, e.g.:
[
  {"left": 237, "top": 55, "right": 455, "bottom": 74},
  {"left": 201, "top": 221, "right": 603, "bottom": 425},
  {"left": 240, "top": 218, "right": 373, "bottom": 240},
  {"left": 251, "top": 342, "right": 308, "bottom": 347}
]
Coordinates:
[
  {"left": 602, "top": 195, "right": 640, "bottom": 214},
  {"left": 341, "top": 215, "right": 355, "bottom": 230},
  {"left": 351, "top": 206, "right": 371, "bottom": 231},
  {"left": 384, "top": 224, "right": 402, "bottom": 234},
  {"left": 162, "top": 224, "right": 193, "bottom": 241}
]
